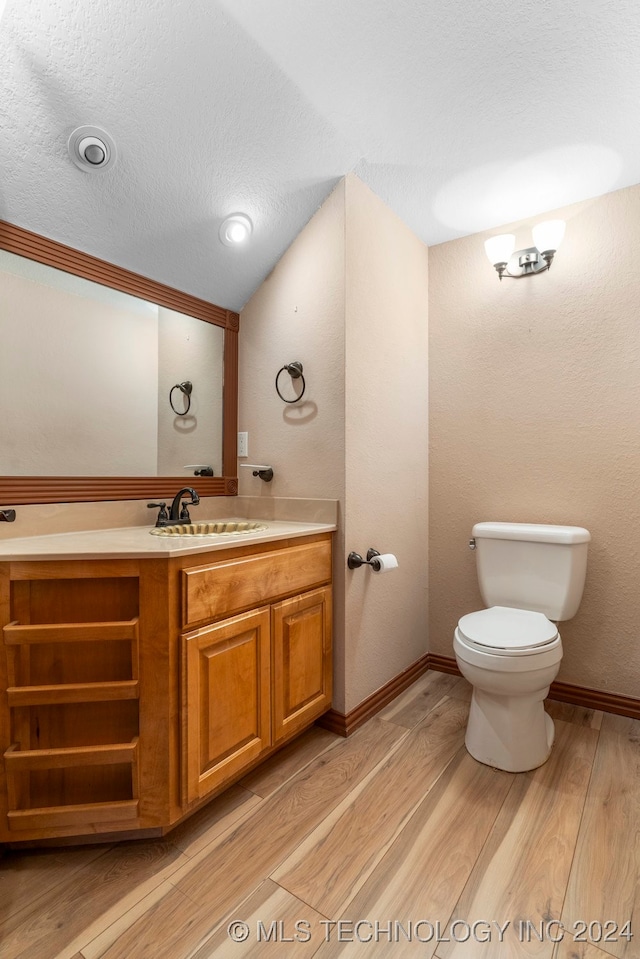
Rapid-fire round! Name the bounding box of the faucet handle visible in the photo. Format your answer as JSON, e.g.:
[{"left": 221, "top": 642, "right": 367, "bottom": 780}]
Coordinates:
[
  {"left": 147, "top": 502, "right": 170, "bottom": 527},
  {"left": 179, "top": 502, "right": 192, "bottom": 521}
]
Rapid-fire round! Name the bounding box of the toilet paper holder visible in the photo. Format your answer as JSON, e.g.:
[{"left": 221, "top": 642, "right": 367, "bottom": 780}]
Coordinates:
[{"left": 348, "top": 548, "right": 385, "bottom": 571}]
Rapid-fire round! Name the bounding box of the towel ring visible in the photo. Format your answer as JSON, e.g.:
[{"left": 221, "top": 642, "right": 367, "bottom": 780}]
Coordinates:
[
  {"left": 275, "top": 362, "right": 306, "bottom": 404},
  {"left": 170, "top": 381, "right": 193, "bottom": 415}
]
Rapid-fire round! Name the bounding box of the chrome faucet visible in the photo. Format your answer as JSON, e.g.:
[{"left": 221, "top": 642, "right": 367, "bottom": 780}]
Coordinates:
[{"left": 169, "top": 487, "right": 200, "bottom": 522}]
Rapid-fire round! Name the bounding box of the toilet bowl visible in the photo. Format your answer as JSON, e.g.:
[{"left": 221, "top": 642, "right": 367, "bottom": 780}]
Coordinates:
[
  {"left": 454, "top": 606, "right": 562, "bottom": 772},
  {"left": 454, "top": 521, "right": 590, "bottom": 773}
]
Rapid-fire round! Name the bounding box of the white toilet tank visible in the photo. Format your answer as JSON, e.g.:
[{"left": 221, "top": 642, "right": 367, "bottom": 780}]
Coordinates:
[{"left": 472, "top": 522, "right": 590, "bottom": 621}]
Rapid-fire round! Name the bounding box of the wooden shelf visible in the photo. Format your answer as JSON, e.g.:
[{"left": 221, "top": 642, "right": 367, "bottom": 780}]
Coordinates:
[
  {"left": 3, "top": 618, "right": 139, "bottom": 645},
  {"left": 4, "top": 739, "right": 138, "bottom": 771},
  {"left": 7, "top": 800, "right": 140, "bottom": 831},
  {"left": 3, "top": 608, "right": 141, "bottom": 834},
  {"left": 6, "top": 680, "right": 139, "bottom": 706},
  {"left": 4, "top": 738, "right": 140, "bottom": 830}
]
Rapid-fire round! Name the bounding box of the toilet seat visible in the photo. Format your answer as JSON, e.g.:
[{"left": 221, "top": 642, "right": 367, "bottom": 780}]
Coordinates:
[{"left": 458, "top": 606, "right": 558, "bottom": 656}]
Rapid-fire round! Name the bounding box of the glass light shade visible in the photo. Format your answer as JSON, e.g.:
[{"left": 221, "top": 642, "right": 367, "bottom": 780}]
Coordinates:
[
  {"left": 484, "top": 234, "right": 515, "bottom": 266},
  {"left": 219, "top": 213, "right": 253, "bottom": 246},
  {"left": 532, "top": 219, "right": 565, "bottom": 253}
]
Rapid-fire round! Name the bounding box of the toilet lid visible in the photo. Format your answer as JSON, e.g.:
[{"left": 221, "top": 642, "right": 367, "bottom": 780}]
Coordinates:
[{"left": 458, "top": 606, "right": 558, "bottom": 652}]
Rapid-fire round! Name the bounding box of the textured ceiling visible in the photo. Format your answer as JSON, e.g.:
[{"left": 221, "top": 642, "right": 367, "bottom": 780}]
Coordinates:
[{"left": 1, "top": 0, "right": 639, "bottom": 311}]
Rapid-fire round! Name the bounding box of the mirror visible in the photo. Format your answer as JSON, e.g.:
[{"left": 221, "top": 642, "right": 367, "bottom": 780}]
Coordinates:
[
  {"left": 0, "top": 219, "right": 239, "bottom": 504},
  {"left": 1, "top": 252, "right": 225, "bottom": 477}
]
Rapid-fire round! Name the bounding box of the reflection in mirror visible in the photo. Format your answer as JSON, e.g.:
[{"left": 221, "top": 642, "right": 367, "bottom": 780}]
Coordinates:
[
  {"left": 0, "top": 218, "right": 238, "bottom": 504},
  {"left": 0, "top": 251, "right": 224, "bottom": 477}
]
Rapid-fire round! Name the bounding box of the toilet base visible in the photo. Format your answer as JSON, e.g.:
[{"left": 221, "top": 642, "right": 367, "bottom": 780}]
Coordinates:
[{"left": 465, "top": 686, "right": 555, "bottom": 773}]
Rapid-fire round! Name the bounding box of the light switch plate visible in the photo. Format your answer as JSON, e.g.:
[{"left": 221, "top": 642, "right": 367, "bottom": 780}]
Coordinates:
[{"left": 237, "top": 432, "right": 248, "bottom": 457}]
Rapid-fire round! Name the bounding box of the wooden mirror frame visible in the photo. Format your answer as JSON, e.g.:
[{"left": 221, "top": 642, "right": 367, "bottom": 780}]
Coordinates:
[{"left": 0, "top": 220, "right": 238, "bottom": 504}]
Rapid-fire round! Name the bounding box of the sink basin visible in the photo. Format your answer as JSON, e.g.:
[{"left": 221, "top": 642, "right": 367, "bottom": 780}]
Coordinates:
[{"left": 150, "top": 520, "right": 268, "bottom": 537}]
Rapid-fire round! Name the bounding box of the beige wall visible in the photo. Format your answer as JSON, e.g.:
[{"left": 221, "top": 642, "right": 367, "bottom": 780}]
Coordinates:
[
  {"left": 239, "top": 180, "right": 348, "bottom": 705},
  {"left": 9, "top": 172, "right": 635, "bottom": 708},
  {"left": 239, "top": 174, "right": 429, "bottom": 713},
  {"left": 238, "top": 182, "right": 347, "bottom": 503},
  {"left": 428, "top": 183, "right": 640, "bottom": 697},
  {"left": 343, "top": 176, "right": 429, "bottom": 711}
]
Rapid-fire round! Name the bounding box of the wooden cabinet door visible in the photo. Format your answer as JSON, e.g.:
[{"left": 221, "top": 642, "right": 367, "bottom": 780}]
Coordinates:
[
  {"left": 182, "top": 607, "right": 271, "bottom": 804},
  {"left": 272, "top": 587, "right": 332, "bottom": 743}
]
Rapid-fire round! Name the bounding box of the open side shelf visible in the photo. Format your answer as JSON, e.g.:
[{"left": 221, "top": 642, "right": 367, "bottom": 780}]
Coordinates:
[
  {"left": 4, "top": 737, "right": 140, "bottom": 830},
  {"left": 3, "top": 612, "right": 141, "bottom": 834}
]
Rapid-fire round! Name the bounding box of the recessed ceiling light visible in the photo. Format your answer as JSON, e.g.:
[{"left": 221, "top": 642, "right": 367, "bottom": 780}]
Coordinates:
[
  {"left": 67, "top": 125, "right": 117, "bottom": 173},
  {"left": 219, "top": 213, "right": 253, "bottom": 246}
]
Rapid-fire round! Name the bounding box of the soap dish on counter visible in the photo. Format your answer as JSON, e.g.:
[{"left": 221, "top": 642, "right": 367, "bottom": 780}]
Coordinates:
[{"left": 150, "top": 520, "right": 268, "bottom": 537}]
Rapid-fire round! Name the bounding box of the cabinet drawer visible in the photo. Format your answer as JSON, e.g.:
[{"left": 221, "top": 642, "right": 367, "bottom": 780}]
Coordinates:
[{"left": 182, "top": 538, "right": 331, "bottom": 628}]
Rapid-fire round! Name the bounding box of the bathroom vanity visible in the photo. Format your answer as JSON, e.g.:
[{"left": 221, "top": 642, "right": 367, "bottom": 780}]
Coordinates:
[{"left": 0, "top": 521, "right": 334, "bottom": 844}]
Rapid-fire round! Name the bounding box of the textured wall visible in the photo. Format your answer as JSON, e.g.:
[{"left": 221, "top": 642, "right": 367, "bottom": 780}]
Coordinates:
[
  {"left": 238, "top": 183, "right": 346, "bottom": 503},
  {"left": 239, "top": 180, "right": 347, "bottom": 705},
  {"left": 343, "top": 176, "right": 429, "bottom": 711},
  {"left": 428, "top": 183, "right": 640, "bottom": 697},
  {"left": 239, "top": 174, "right": 429, "bottom": 713}
]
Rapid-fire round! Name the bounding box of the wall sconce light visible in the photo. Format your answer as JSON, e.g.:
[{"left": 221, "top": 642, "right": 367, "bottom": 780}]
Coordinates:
[{"left": 484, "top": 219, "right": 566, "bottom": 280}]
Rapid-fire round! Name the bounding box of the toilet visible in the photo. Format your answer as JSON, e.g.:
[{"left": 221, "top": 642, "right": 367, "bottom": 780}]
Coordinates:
[{"left": 454, "top": 522, "right": 590, "bottom": 773}]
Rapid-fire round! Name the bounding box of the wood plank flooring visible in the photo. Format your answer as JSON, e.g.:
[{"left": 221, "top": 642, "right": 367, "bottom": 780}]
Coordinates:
[{"left": 0, "top": 671, "right": 638, "bottom": 959}]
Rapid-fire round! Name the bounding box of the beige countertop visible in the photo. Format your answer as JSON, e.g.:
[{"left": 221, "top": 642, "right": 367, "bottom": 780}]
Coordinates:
[{"left": 0, "top": 518, "right": 336, "bottom": 562}]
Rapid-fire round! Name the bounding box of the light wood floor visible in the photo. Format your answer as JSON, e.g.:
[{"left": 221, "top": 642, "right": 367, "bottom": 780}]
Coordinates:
[{"left": 1, "top": 670, "right": 638, "bottom": 959}]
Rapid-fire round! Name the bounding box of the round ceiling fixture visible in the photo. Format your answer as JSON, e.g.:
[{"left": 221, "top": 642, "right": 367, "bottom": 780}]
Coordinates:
[
  {"left": 67, "top": 125, "right": 117, "bottom": 173},
  {"left": 219, "top": 213, "right": 253, "bottom": 246}
]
